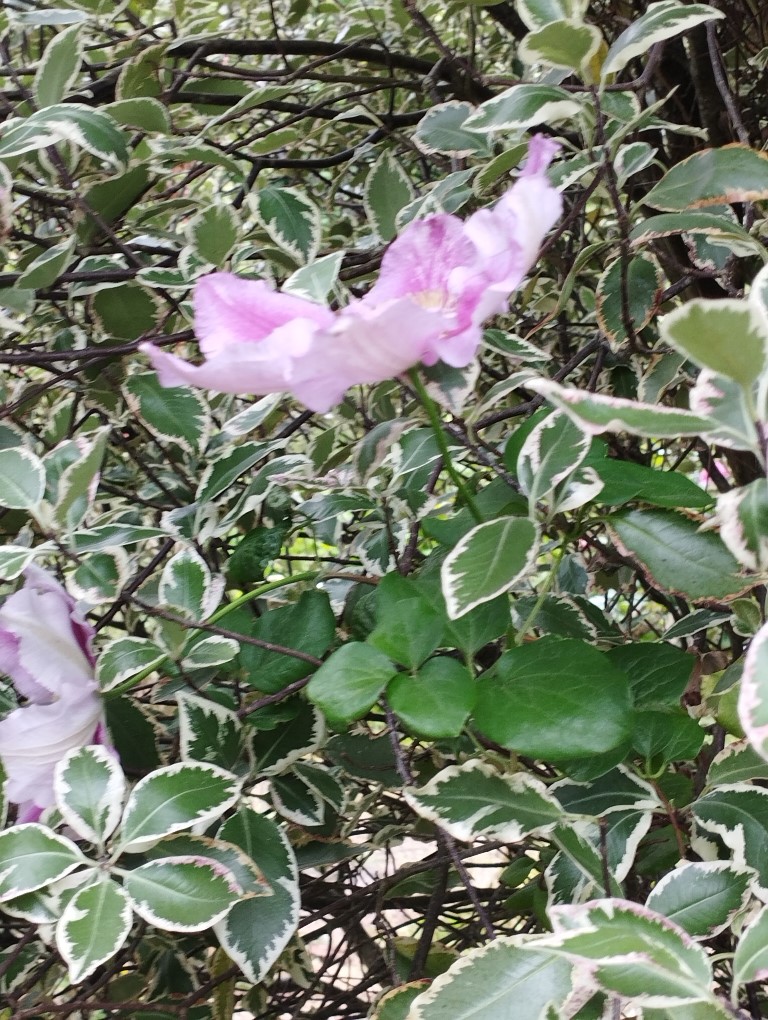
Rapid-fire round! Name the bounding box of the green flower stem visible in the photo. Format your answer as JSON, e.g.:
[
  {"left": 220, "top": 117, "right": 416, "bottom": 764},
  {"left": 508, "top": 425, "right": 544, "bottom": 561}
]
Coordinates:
[
  {"left": 104, "top": 570, "right": 321, "bottom": 698},
  {"left": 409, "top": 368, "right": 482, "bottom": 524}
]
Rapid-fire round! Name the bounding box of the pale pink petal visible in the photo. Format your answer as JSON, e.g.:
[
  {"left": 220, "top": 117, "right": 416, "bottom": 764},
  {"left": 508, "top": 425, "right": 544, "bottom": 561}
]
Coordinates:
[
  {"left": 141, "top": 314, "right": 324, "bottom": 397},
  {"left": 367, "top": 214, "right": 476, "bottom": 306},
  {"left": 193, "top": 273, "right": 335, "bottom": 357},
  {"left": 289, "top": 299, "right": 452, "bottom": 411},
  {"left": 521, "top": 133, "right": 561, "bottom": 177},
  {"left": 464, "top": 135, "right": 562, "bottom": 318},
  {"left": 0, "top": 570, "right": 95, "bottom": 702},
  {"left": 0, "top": 690, "right": 104, "bottom": 813}
]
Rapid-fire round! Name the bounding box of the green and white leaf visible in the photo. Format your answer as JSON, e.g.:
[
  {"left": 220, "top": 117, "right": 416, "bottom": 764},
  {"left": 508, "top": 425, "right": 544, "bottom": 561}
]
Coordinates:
[
  {"left": 738, "top": 620, "right": 768, "bottom": 763},
  {"left": 51, "top": 426, "right": 109, "bottom": 531},
  {"left": 441, "top": 516, "right": 539, "bottom": 618},
  {"left": 661, "top": 299, "right": 767, "bottom": 390},
  {"left": 464, "top": 84, "right": 581, "bottom": 133},
  {"left": 54, "top": 745, "right": 125, "bottom": 846},
  {"left": 34, "top": 24, "right": 83, "bottom": 108},
  {"left": 96, "top": 636, "right": 166, "bottom": 692},
  {"left": 404, "top": 759, "right": 563, "bottom": 842},
  {"left": 540, "top": 898, "right": 714, "bottom": 1005},
  {"left": 529, "top": 378, "right": 714, "bottom": 438},
  {"left": 117, "top": 762, "right": 241, "bottom": 852},
  {"left": 255, "top": 185, "right": 321, "bottom": 263},
  {"left": 602, "top": 2, "right": 724, "bottom": 78},
  {"left": 158, "top": 547, "right": 224, "bottom": 621},
  {"left": 124, "top": 372, "right": 210, "bottom": 454},
  {"left": 707, "top": 739, "right": 768, "bottom": 787},
  {"left": 414, "top": 101, "right": 491, "bottom": 156},
  {"left": 645, "top": 144, "right": 768, "bottom": 211},
  {"left": 0, "top": 448, "right": 45, "bottom": 510},
  {"left": 689, "top": 370, "right": 760, "bottom": 452},
  {"left": 517, "top": 410, "right": 591, "bottom": 509},
  {"left": 283, "top": 251, "right": 345, "bottom": 304},
  {"left": 733, "top": 904, "right": 768, "bottom": 989},
  {"left": 517, "top": 0, "right": 589, "bottom": 30},
  {"left": 17, "top": 238, "right": 75, "bottom": 290},
  {"left": 520, "top": 22, "right": 604, "bottom": 78},
  {"left": 187, "top": 203, "right": 239, "bottom": 267},
  {"left": 0, "top": 824, "right": 84, "bottom": 902},
  {"left": 693, "top": 784, "right": 768, "bottom": 896},
  {"left": 56, "top": 874, "right": 132, "bottom": 983},
  {"left": 122, "top": 855, "right": 241, "bottom": 932},
  {"left": 364, "top": 151, "right": 415, "bottom": 242},
  {"left": 0, "top": 104, "right": 128, "bottom": 168},
  {"left": 645, "top": 861, "right": 753, "bottom": 938},
  {"left": 214, "top": 808, "right": 300, "bottom": 984},
  {"left": 407, "top": 937, "right": 573, "bottom": 1020},
  {"left": 177, "top": 690, "right": 242, "bottom": 773},
  {"left": 717, "top": 479, "right": 768, "bottom": 572},
  {"left": 251, "top": 703, "right": 325, "bottom": 777}
]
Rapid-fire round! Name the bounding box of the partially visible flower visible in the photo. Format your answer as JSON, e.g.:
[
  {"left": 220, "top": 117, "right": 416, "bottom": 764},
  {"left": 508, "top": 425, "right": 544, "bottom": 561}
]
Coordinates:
[
  {"left": 141, "top": 134, "right": 562, "bottom": 412},
  {"left": 142, "top": 275, "right": 336, "bottom": 397},
  {"left": 0, "top": 566, "right": 106, "bottom": 823},
  {"left": 362, "top": 134, "right": 563, "bottom": 370}
]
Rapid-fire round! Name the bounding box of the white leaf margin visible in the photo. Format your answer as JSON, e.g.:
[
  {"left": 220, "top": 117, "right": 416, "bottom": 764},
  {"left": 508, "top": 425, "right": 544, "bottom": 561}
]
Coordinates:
[{"left": 53, "top": 745, "right": 125, "bottom": 846}]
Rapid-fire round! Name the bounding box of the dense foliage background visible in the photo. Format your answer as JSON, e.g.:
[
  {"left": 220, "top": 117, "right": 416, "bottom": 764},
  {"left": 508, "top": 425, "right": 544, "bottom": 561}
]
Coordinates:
[{"left": 3, "top": 0, "right": 768, "bottom": 1017}]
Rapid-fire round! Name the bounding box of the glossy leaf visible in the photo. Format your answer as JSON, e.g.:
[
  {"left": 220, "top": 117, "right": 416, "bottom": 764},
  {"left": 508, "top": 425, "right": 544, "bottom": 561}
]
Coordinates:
[
  {"left": 54, "top": 745, "right": 124, "bottom": 846},
  {"left": 646, "top": 861, "right": 753, "bottom": 938},
  {"left": 464, "top": 84, "right": 581, "bottom": 133},
  {"left": 368, "top": 572, "right": 444, "bottom": 668},
  {"left": 0, "top": 825, "right": 83, "bottom": 902},
  {"left": 404, "top": 759, "right": 563, "bottom": 841},
  {"left": 124, "top": 373, "right": 210, "bottom": 454},
  {"left": 733, "top": 904, "right": 768, "bottom": 989},
  {"left": 646, "top": 144, "right": 768, "bottom": 211},
  {"left": 540, "top": 899, "right": 714, "bottom": 1005},
  {"left": 123, "top": 856, "right": 241, "bottom": 932},
  {"left": 364, "top": 151, "right": 415, "bottom": 242},
  {"left": 603, "top": 3, "right": 724, "bottom": 78},
  {"left": 609, "top": 509, "right": 746, "bottom": 601},
  {"left": 388, "top": 657, "right": 475, "bottom": 739},
  {"left": 306, "top": 642, "right": 396, "bottom": 725},
  {"left": 177, "top": 691, "right": 242, "bottom": 773},
  {"left": 0, "top": 448, "right": 45, "bottom": 509},
  {"left": 693, "top": 784, "right": 768, "bottom": 895},
  {"left": 441, "top": 516, "right": 538, "bottom": 619},
  {"left": 214, "top": 807, "right": 300, "bottom": 984},
  {"left": 408, "top": 939, "right": 572, "bottom": 1020},
  {"left": 474, "top": 639, "right": 634, "bottom": 760},
  {"left": 56, "top": 875, "right": 132, "bottom": 983},
  {"left": 660, "top": 299, "right": 768, "bottom": 389},
  {"left": 530, "top": 378, "right": 713, "bottom": 438},
  {"left": 117, "top": 762, "right": 241, "bottom": 852}
]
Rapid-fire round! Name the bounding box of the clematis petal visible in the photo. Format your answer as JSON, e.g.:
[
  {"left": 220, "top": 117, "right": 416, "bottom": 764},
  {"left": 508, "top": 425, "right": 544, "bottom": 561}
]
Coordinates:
[
  {"left": 464, "top": 134, "right": 562, "bottom": 319},
  {"left": 140, "top": 314, "right": 328, "bottom": 396},
  {"left": 0, "top": 689, "right": 104, "bottom": 815},
  {"left": 367, "top": 214, "right": 476, "bottom": 306},
  {"left": 0, "top": 566, "right": 95, "bottom": 702},
  {"left": 193, "top": 273, "right": 335, "bottom": 357},
  {"left": 289, "top": 298, "right": 457, "bottom": 411}
]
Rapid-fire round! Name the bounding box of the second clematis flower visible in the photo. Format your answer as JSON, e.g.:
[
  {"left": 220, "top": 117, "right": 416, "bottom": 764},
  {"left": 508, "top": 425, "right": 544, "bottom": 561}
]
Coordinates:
[
  {"left": 0, "top": 565, "right": 107, "bottom": 823},
  {"left": 141, "top": 134, "right": 562, "bottom": 412}
]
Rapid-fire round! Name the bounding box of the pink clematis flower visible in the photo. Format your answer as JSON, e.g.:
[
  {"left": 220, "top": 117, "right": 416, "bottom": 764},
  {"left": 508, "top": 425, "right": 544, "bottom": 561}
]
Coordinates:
[
  {"left": 141, "top": 275, "right": 336, "bottom": 397},
  {"left": 0, "top": 565, "right": 107, "bottom": 823},
  {"left": 141, "top": 134, "right": 562, "bottom": 412}
]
